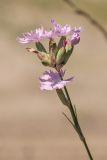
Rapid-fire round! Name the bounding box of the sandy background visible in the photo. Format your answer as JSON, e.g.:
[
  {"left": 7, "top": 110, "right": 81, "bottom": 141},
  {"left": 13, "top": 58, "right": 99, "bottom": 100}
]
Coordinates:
[{"left": 0, "top": 0, "right": 107, "bottom": 159}]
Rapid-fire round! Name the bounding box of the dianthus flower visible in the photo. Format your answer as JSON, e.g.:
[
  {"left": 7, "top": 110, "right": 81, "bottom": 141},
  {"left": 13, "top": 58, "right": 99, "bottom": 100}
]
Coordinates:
[
  {"left": 17, "top": 27, "right": 45, "bottom": 44},
  {"left": 43, "top": 30, "right": 55, "bottom": 39},
  {"left": 39, "top": 70, "right": 74, "bottom": 90},
  {"left": 17, "top": 19, "right": 94, "bottom": 160},
  {"left": 51, "top": 19, "right": 71, "bottom": 37},
  {"left": 17, "top": 19, "right": 81, "bottom": 46}
]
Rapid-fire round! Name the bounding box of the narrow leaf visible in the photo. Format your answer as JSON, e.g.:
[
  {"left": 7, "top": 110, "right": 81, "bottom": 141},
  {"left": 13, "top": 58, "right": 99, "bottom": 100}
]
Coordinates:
[
  {"left": 35, "top": 42, "right": 47, "bottom": 53},
  {"left": 56, "top": 89, "right": 68, "bottom": 106}
]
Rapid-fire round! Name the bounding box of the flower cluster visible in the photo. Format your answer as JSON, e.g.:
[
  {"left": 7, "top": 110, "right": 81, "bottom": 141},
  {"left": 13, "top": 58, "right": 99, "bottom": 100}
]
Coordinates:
[
  {"left": 17, "top": 19, "right": 81, "bottom": 45},
  {"left": 17, "top": 19, "right": 81, "bottom": 90}
]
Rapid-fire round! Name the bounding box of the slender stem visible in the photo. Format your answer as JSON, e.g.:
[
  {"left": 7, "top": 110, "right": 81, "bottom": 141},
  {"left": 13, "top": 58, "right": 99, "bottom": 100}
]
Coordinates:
[
  {"left": 82, "top": 136, "right": 94, "bottom": 160},
  {"left": 64, "top": 85, "right": 78, "bottom": 125},
  {"left": 57, "top": 70, "right": 94, "bottom": 160},
  {"left": 65, "top": 85, "right": 93, "bottom": 160}
]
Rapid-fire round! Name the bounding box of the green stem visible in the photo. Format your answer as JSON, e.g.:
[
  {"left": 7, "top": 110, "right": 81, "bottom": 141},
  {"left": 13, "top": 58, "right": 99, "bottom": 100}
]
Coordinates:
[{"left": 57, "top": 70, "right": 94, "bottom": 160}]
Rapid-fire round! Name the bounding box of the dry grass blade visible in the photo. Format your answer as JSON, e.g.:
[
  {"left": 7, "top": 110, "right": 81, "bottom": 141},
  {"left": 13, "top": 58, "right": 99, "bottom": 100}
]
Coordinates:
[{"left": 63, "top": 0, "right": 107, "bottom": 41}]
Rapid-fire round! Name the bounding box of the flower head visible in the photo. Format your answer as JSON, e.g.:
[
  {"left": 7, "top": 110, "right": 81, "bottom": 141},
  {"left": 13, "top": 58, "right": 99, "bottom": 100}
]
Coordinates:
[
  {"left": 39, "top": 70, "right": 74, "bottom": 90},
  {"left": 17, "top": 27, "right": 45, "bottom": 44},
  {"left": 17, "top": 19, "right": 82, "bottom": 69},
  {"left": 72, "top": 27, "right": 82, "bottom": 33},
  {"left": 44, "top": 30, "right": 55, "bottom": 39},
  {"left": 17, "top": 19, "right": 82, "bottom": 46},
  {"left": 51, "top": 19, "right": 71, "bottom": 37}
]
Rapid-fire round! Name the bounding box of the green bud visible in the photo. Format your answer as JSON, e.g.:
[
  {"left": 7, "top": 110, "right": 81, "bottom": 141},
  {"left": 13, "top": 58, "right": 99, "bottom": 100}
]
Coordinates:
[
  {"left": 63, "top": 44, "right": 74, "bottom": 64},
  {"left": 41, "top": 54, "right": 52, "bottom": 67},
  {"left": 35, "top": 42, "right": 47, "bottom": 53},
  {"left": 41, "top": 60, "right": 51, "bottom": 66},
  {"left": 56, "top": 47, "right": 66, "bottom": 65},
  {"left": 58, "top": 36, "right": 66, "bottom": 49},
  {"left": 36, "top": 51, "right": 47, "bottom": 61}
]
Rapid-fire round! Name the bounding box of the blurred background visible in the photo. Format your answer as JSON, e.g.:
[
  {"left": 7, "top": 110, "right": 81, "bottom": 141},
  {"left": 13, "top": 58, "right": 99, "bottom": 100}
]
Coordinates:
[{"left": 0, "top": 0, "right": 107, "bottom": 159}]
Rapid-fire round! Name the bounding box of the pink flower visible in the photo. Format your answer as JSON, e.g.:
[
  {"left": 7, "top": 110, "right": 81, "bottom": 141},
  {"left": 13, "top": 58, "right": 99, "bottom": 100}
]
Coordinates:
[
  {"left": 51, "top": 19, "right": 71, "bottom": 37},
  {"left": 17, "top": 20, "right": 82, "bottom": 45},
  {"left": 44, "top": 30, "right": 55, "bottom": 39},
  {"left": 71, "top": 32, "right": 80, "bottom": 45},
  {"left": 17, "top": 27, "right": 45, "bottom": 44},
  {"left": 39, "top": 70, "right": 74, "bottom": 90},
  {"left": 72, "top": 27, "right": 82, "bottom": 33},
  {"left": 71, "top": 27, "right": 81, "bottom": 45}
]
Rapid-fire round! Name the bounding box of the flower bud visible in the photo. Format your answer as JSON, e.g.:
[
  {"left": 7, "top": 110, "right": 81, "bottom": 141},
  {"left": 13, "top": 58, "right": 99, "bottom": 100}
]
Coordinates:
[
  {"left": 71, "top": 33, "right": 80, "bottom": 45},
  {"left": 41, "top": 54, "right": 52, "bottom": 67},
  {"left": 56, "top": 47, "right": 66, "bottom": 65},
  {"left": 26, "top": 47, "right": 52, "bottom": 67},
  {"left": 58, "top": 36, "right": 66, "bottom": 49},
  {"left": 63, "top": 43, "right": 74, "bottom": 64}
]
